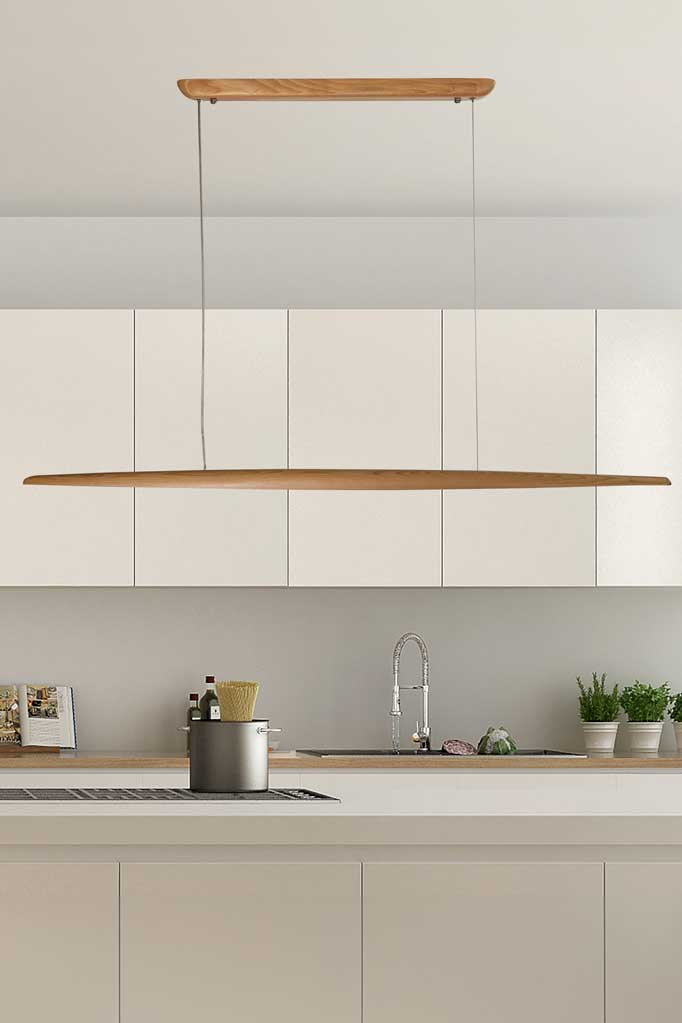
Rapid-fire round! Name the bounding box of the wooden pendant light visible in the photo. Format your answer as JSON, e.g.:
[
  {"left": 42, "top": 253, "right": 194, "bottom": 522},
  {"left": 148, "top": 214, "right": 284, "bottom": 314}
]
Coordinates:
[
  {"left": 24, "top": 78, "right": 671, "bottom": 494},
  {"left": 23, "top": 470, "right": 671, "bottom": 490}
]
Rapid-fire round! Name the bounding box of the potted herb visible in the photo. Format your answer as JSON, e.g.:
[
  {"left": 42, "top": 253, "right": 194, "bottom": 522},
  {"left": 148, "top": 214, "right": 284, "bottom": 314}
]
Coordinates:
[
  {"left": 576, "top": 673, "right": 620, "bottom": 756},
  {"left": 669, "top": 693, "right": 682, "bottom": 753},
  {"left": 619, "top": 681, "right": 671, "bottom": 755}
]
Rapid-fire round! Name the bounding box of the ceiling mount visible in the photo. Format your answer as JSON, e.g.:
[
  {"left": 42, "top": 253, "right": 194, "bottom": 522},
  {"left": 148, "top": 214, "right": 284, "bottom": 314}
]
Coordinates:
[{"left": 176, "top": 78, "right": 496, "bottom": 102}]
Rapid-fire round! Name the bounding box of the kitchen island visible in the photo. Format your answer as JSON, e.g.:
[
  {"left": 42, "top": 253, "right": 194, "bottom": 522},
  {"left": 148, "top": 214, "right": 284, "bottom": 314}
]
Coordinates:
[{"left": 1, "top": 758, "right": 682, "bottom": 1023}]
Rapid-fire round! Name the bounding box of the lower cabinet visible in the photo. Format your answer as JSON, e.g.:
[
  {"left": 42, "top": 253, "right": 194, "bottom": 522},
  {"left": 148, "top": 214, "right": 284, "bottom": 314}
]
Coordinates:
[
  {"left": 11, "top": 857, "right": 681, "bottom": 1022},
  {"left": 363, "top": 862, "right": 604, "bottom": 1023},
  {"left": 606, "top": 862, "right": 682, "bottom": 1021},
  {"left": 0, "top": 863, "right": 118, "bottom": 1023},
  {"left": 121, "top": 862, "right": 361, "bottom": 1023}
]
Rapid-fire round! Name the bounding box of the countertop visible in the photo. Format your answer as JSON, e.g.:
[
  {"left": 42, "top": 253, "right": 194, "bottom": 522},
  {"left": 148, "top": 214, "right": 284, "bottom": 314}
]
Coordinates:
[
  {"left": 2, "top": 749, "right": 682, "bottom": 770},
  {"left": 2, "top": 803, "right": 682, "bottom": 847}
]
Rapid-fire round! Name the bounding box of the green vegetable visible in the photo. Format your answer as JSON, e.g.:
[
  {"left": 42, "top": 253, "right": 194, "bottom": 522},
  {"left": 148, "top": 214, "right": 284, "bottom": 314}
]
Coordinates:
[
  {"left": 576, "top": 672, "right": 620, "bottom": 722},
  {"left": 669, "top": 693, "right": 682, "bottom": 722},
  {"left": 477, "top": 727, "right": 518, "bottom": 756},
  {"left": 619, "top": 681, "right": 671, "bottom": 722}
]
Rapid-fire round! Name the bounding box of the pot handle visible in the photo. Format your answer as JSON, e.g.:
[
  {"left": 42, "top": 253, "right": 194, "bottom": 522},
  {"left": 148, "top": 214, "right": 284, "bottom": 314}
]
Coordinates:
[
  {"left": 256, "top": 726, "right": 283, "bottom": 735},
  {"left": 177, "top": 726, "right": 190, "bottom": 733}
]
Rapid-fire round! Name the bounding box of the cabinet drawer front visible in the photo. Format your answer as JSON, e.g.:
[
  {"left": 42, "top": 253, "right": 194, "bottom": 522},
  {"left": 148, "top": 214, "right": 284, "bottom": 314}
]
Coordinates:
[
  {"left": 364, "top": 862, "right": 603, "bottom": 1023},
  {"left": 122, "top": 862, "right": 361, "bottom": 1023},
  {"left": 0, "top": 862, "right": 118, "bottom": 1022}
]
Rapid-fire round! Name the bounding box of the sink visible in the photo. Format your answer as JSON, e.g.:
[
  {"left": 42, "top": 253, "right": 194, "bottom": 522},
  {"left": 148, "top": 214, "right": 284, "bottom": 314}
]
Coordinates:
[{"left": 300, "top": 748, "right": 585, "bottom": 758}]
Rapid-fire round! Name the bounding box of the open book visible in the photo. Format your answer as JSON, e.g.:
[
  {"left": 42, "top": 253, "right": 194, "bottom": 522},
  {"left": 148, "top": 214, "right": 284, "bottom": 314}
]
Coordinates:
[{"left": 0, "top": 684, "right": 77, "bottom": 749}]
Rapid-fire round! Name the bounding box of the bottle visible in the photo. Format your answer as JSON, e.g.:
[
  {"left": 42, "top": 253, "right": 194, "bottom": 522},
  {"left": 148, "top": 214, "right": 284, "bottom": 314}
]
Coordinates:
[
  {"left": 186, "top": 693, "right": 201, "bottom": 755},
  {"left": 199, "top": 676, "right": 221, "bottom": 721}
]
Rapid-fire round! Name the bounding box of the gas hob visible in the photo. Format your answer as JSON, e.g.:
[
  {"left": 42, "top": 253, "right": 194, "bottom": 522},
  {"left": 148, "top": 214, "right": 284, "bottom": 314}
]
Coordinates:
[{"left": 0, "top": 788, "right": 337, "bottom": 802}]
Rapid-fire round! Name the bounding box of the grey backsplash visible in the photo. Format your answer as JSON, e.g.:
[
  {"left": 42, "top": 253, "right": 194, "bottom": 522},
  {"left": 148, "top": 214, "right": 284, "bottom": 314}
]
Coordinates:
[{"left": 1, "top": 587, "right": 680, "bottom": 754}]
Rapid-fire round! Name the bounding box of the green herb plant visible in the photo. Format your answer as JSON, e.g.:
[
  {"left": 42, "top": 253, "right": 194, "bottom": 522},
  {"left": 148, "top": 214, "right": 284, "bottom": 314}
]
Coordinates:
[
  {"left": 669, "top": 693, "right": 682, "bottom": 722},
  {"left": 619, "top": 681, "right": 671, "bottom": 722},
  {"left": 576, "top": 673, "right": 620, "bottom": 722}
]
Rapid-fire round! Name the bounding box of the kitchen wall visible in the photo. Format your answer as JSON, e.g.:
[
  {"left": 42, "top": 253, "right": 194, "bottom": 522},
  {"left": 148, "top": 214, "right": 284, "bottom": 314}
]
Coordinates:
[
  {"left": 2, "top": 214, "right": 681, "bottom": 753},
  {"left": 2, "top": 216, "right": 682, "bottom": 308},
  {"left": 1, "top": 586, "right": 680, "bottom": 754}
]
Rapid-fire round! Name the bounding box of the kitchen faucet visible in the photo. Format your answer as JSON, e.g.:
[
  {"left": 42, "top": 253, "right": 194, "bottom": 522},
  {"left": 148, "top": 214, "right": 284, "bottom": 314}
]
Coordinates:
[{"left": 390, "top": 633, "right": 430, "bottom": 753}]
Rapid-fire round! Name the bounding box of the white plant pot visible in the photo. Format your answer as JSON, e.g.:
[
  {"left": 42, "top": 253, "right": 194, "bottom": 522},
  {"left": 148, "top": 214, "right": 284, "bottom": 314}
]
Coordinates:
[
  {"left": 581, "top": 721, "right": 619, "bottom": 757},
  {"left": 674, "top": 721, "right": 682, "bottom": 754},
  {"left": 626, "top": 721, "right": 664, "bottom": 756}
]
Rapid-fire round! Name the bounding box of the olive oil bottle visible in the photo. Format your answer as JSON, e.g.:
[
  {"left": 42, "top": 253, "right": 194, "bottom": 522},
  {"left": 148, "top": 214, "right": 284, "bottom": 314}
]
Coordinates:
[{"left": 199, "top": 676, "right": 221, "bottom": 721}]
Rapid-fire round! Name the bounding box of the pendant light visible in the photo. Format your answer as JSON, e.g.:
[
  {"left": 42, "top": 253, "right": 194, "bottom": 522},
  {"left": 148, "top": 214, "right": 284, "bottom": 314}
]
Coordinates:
[{"left": 24, "top": 78, "right": 670, "bottom": 492}]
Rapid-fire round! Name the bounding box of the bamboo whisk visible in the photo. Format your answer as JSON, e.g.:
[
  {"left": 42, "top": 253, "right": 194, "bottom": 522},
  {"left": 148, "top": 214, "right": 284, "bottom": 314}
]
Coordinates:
[{"left": 215, "top": 681, "right": 260, "bottom": 722}]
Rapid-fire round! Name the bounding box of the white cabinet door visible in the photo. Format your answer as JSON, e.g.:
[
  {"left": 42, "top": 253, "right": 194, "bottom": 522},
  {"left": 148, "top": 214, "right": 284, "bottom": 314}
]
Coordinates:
[
  {"left": 122, "top": 862, "right": 361, "bottom": 1023},
  {"left": 606, "top": 863, "right": 682, "bottom": 1022},
  {"left": 289, "top": 309, "right": 441, "bottom": 586},
  {"left": 0, "top": 862, "right": 118, "bottom": 1023},
  {"left": 597, "top": 310, "right": 682, "bottom": 584},
  {"left": 364, "top": 862, "right": 603, "bottom": 1023},
  {"left": 443, "top": 309, "right": 596, "bottom": 586},
  {"left": 0, "top": 310, "right": 133, "bottom": 585},
  {"left": 135, "top": 310, "right": 287, "bottom": 585}
]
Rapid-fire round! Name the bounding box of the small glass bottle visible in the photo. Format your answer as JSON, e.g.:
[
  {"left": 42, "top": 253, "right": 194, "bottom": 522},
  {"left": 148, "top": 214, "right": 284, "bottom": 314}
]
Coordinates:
[
  {"left": 199, "top": 676, "right": 220, "bottom": 721},
  {"left": 186, "top": 693, "right": 201, "bottom": 755}
]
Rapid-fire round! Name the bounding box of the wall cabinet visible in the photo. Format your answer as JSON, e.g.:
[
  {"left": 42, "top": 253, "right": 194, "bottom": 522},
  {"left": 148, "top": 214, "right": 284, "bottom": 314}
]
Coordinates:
[
  {"left": 0, "top": 862, "right": 118, "bottom": 1022},
  {"left": 364, "top": 862, "right": 604, "bottom": 1023},
  {"left": 0, "top": 310, "right": 133, "bottom": 585},
  {"left": 288, "top": 309, "right": 442, "bottom": 586},
  {"left": 3, "top": 306, "right": 678, "bottom": 587},
  {"left": 121, "top": 862, "right": 361, "bottom": 1023},
  {"left": 606, "top": 862, "right": 682, "bottom": 1021},
  {"left": 597, "top": 310, "right": 682, "bottom": 584},
  {"left": 134, "top": 310, "right": 287, "bottom": 585},
  {"left": 443, "top": 309, "right": 596, "bottom": 586}
]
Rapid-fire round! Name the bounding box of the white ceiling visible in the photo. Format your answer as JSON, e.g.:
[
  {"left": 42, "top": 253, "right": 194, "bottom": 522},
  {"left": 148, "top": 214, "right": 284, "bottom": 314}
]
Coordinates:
[{"left": 3, "top": 0, "right": 681, "bottom": 217}]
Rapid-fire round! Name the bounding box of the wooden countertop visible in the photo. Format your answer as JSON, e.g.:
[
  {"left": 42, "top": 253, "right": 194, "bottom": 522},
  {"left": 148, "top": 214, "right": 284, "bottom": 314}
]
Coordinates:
[{"left": 2, "top": 750, "right": 682, "bottom": 770}]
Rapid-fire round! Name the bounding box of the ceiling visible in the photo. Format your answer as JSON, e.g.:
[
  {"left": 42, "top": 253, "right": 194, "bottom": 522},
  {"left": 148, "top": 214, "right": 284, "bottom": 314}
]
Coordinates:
[{"left": 3, "top": 0, "right": 681, "bottom": 217}]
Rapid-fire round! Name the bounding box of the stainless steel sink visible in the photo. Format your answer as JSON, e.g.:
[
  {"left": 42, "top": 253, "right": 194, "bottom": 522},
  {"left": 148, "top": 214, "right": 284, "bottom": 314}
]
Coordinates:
[{"left": 300, "top": 748, "right": 585, "bottom": 758}]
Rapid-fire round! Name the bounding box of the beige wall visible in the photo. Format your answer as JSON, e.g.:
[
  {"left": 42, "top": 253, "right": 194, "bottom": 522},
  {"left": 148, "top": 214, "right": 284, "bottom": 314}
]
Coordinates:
[{"left": 2, "top": 216, "right": 682, "bottom": 309}]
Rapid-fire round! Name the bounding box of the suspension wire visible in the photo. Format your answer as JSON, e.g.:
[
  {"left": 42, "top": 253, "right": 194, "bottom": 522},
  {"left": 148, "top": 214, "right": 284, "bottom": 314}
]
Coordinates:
[
  {"left": 470, "top": 99, "right": 479, "bottom": 471},
  {"left": 197, "top": 99, "right": 207, "bottom": 470}
]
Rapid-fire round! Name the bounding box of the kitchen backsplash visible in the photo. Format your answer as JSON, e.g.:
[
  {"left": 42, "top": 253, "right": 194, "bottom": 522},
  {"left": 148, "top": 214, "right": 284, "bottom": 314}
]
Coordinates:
[{"left": 1, "top": 586, "right": 680, "bottom": 754}]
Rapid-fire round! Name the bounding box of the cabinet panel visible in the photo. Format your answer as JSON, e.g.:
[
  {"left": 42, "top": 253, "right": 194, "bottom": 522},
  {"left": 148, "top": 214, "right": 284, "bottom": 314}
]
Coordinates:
[
  {"left": 0, "top": 310, "right": 133, "bottom": 585},
  {"left": 289, "top": 310, "right": 441, "bottom": 586},
  {"left": 134, "top": 310, "right": 287, "bottom": 585},
  {"left": 0, "top": 862, "right": 118, "bottom": 1022},
  {"left": 597, "top": 310, "right": 682, "bottom": 584},
  {"left": 606, "top": 862, "right": 682, "bottom": 1022},
  {"left": 364, "top": 862, "right": 603, "bottom": 1023},
  {"left": 443, "top": 309, "right": 595, "bottom": 586},
  {"left": 122, "top": 862, "right": 360, "bottom": 1023},
  {"left": 289, "top": 490, "right": 441, "bottom": 586},
  {"left": 289, "top": 309, "right": 441, "bottom": 469}
]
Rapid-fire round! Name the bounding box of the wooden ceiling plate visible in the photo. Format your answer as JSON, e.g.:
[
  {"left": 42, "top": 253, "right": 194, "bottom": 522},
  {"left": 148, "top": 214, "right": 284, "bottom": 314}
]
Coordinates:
[
  {"left": 177, "top": 78, "right": 496, "bottom": 102},
  {"left": 23, "top": 469, "right": 671, "bottom": 490}
]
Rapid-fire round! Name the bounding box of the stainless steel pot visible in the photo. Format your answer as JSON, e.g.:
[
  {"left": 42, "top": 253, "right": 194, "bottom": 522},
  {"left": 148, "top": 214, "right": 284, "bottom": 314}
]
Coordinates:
[{"left": 188, "top": 719, "right": 280, "bottom": 792}]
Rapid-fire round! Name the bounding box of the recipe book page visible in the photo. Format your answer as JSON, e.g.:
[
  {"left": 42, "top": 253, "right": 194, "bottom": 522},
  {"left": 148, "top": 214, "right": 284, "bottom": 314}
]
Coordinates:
[{"left": 18, "top": 685, "right": 77, "bottom": 748}]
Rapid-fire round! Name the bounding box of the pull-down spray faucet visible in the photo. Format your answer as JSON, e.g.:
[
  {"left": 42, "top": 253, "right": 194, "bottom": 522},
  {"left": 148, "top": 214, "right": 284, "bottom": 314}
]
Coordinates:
[{"left": 390, "top": 633, "right": 431, "bottom": 753}]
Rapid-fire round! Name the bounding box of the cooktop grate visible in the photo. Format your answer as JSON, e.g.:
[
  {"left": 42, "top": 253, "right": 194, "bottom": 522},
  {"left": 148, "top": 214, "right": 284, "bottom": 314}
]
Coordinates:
[{"left": 0, "top": 787, "right": 338, "bottom": 802}]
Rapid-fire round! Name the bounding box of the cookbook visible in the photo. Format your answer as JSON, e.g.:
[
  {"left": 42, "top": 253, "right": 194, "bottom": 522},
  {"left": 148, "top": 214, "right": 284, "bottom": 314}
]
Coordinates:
[{"left": 0, "top": 684, "right": 77, "bottom": 748}]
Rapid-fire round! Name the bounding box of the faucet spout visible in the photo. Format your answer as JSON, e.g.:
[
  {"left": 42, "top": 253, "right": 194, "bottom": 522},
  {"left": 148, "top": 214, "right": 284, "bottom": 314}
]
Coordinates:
[{"left": 390, "top": 632, "right": 431, "bottom": 752}]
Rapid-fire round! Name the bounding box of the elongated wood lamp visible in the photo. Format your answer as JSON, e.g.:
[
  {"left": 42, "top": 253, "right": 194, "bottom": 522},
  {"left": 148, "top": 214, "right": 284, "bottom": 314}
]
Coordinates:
[{"left": 24, "top": 78, "right": 671, "bottom": 492}]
